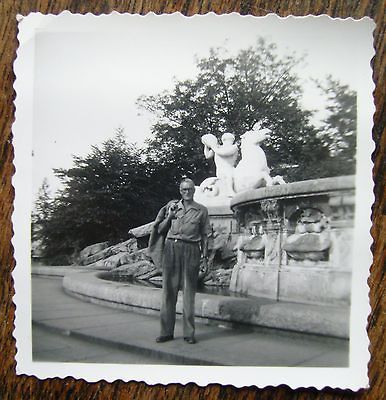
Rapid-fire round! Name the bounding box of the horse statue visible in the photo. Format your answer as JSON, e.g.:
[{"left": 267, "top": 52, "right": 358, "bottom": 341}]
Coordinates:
[{"left": 233, "top": 123, "right": 285, "bottom": 193}]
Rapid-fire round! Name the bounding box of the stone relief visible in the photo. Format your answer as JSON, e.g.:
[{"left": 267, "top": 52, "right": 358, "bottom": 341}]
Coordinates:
[
  {"left": 263, "top": 232, "right": 281, "bottom": 264},
  {"left": 234, "top": 216, "right": 281, "bottom": 267},
  {"left": 283, "top": 208, "right": 331, "bottom": 262},
  {"left": 239, "top": 223, "right": 267, "bottom": 264},
  {"left": 260, "top": 199, "right": 281, "bottom": 224}
]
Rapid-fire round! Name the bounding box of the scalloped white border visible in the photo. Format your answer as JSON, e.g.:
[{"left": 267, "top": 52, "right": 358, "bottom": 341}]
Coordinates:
[{"left": 11, "top": 11, "right": 375, "bottom": 389}]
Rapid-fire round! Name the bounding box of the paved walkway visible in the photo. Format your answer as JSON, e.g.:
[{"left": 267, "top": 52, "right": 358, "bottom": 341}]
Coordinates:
[
  {"left": 32, "top": 276, "right": 349, "bottom": 366},
  {"left": 33, "top": 325, "right": 172, "bottom": 364}
]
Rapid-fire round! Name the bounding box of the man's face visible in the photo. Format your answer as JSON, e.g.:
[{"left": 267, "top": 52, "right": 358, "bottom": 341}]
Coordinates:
[{"left": 180, "top": 182, "right": 195, "bottom": 201}]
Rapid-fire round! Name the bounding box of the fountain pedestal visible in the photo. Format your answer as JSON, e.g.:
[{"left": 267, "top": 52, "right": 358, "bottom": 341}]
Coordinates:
[{"left": 230, "top": 176, "right": 355, "bottom": 306}]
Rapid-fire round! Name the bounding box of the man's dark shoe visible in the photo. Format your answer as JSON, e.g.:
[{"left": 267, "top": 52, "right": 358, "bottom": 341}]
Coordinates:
[
  {"left": 184, "top": 337, "right": 196, "bottom": 344},
  {"left": 156, "top": 335, "right": 174, "bottom": 343}
]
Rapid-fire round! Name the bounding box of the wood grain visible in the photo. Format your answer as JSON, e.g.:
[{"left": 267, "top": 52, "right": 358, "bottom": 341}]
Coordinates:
[{"left": 0, "top": 1, "right": 384, "bottom": 399}]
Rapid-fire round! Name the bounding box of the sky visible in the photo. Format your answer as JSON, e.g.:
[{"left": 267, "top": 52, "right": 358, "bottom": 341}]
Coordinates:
[{"left": 23, "top": 12, "right": 374, "bottom": 199}]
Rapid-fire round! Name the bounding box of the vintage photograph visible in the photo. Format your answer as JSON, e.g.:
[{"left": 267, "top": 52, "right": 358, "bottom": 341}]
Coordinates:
[{"left": 12, "top": 12, "right": 374, "bottom": 388}]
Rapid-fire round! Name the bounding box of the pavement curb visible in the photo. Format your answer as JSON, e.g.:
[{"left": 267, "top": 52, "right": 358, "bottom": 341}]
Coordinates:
[{"left": 32, "top": 320, "right": 223, "bottom": 366}]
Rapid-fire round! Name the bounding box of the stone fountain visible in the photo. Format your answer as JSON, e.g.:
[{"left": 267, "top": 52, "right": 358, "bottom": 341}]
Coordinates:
[
  {"left": 195, "top": 122, "right": 354, "bottom": 307},
  {"left": 41, "top": 122, "right": 354, "bottom": 338}
]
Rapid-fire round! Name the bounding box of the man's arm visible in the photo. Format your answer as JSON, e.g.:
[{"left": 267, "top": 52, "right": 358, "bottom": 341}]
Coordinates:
[
  {"left": 158, "top": 214, "right": 172, "bottom": 234},
  {"left": 200, "top": 234, "right": 208, "bottom": 259},
  {"left": 200, "top": 208, "right": 211, "bottom": 259},
  {"left": 199, "top": 233, "right": 209, "bottom": 276},
  {"left": 157, "top": 202, "right": 177, "bottom": 234}
]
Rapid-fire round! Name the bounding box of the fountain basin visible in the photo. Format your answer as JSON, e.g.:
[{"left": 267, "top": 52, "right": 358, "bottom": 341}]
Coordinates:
[{"left": 62, "top": 270, "right": 349, "bottom": 338}]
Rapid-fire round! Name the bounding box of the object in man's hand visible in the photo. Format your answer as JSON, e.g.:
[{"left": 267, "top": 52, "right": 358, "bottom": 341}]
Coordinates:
[{"left": 167, "top": 202, "right": 178, "bottom": 218}]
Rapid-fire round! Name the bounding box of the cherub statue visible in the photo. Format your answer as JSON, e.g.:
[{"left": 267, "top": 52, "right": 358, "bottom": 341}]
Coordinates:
[{"left": 201, "top": 132, "right": 238, "bottom": 196}]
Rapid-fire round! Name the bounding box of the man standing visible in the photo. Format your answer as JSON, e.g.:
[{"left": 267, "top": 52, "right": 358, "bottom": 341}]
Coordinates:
[{"left": 155, "top": 178, "right": 210, "bottom": 344}]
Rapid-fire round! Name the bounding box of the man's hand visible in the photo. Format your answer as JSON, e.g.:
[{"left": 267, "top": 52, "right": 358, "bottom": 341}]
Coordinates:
[
  {"left": 157, "top": 202, "right": 177, "bottom": 234},
  {"left": 199, "top": 256, "right": 209, "bottom": 277},
  {"left": 167, "top": 203, "right": 178, "bottom": 219}
]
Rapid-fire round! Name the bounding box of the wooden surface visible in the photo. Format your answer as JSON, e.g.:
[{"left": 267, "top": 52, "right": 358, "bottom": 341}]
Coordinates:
[{"left": 0, "top": 1, "right": 384, "bottom": 399}]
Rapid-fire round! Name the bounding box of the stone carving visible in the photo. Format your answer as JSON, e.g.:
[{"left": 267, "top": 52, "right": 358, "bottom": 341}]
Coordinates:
[
  {"left": 236, "top": 222, "right": 267, "bottom": 264},
  {"left": 79, "top": 241, "right": 109, "bottom": 262},
  {"left": 200, "top": 132, "right": 238, "bottom": 197},
  {"left": 209, "top": 225, "right": 237, "bottom": 262},
  {"left": 234, "top": 123, "right": 285, "bottom": 192},
  {"left": 235, "top": 234, "right": 251, "bottom": 265},
  {"left": 202, "top": 268, "right": 233, "bottom": 287},
  {"left": 263, "top": 232, "right": 281, "bottom": 264},
  {"left": 242, "top": 235, "right": 266, "bottom": 262},
  {"left": 229, "top": 176, "right": 355, "bottom": 305},
  {"left": 86, "top": 247, "right": 151, "bottom": 271},
  {"left": 198, "top": 122, "right": 285, "bottom": 200},
  {"left": 80, "top": 238, "right": 138, "bottom": 266},
  {"left": 283, "top": 208, "right": 331, "bottom": 262},
  {"left": 112, "top": 259, "right": 159, "bottom": 280},
  {"left": 198, "top": 225, "right": 237, "bottom": 284},
  {"left": 260, "top": 199, "right": 281, "bottom": 223}
]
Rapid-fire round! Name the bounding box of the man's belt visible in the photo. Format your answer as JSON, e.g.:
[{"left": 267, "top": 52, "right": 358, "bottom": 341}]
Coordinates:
[{"left": 166, "top": 238, "right": 199, "bottom": 244}]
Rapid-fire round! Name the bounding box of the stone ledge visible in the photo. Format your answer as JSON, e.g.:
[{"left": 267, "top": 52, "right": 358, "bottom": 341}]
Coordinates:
[
  {"left": 231, "top": 175, "right": 355, "bottom": 209},
  {"left": 62, "top": 271, "right": 349, "bottom": 338},
  {"left": 32, "top": 265, "right": 92, "bottom": 277}
]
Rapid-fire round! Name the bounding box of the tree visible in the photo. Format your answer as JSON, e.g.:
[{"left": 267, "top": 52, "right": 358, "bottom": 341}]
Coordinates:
[
  {"left": 31, "top": 178, "right": 53, "bottom": 258},
  {"left": 316, "top": 75, "right": 357, "bottom": 175},
  {"left": 138, "top": 39, "right": 331, "bottom": 183},
  {"left": 33, "top": 129, "right": 170, "bottom": 264},
  {"left": 33, "top": 43, "right": 358, "bottom": 263}
]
